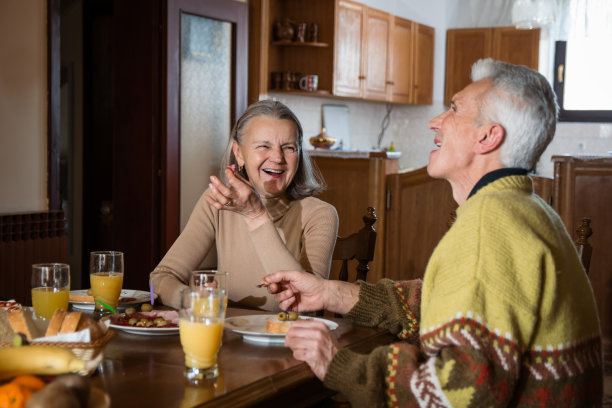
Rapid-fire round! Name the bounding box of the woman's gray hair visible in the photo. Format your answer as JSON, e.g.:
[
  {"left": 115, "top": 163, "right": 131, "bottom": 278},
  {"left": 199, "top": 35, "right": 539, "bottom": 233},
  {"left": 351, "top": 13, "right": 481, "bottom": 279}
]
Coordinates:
[
  {"left": 220, "top": 99, "right": 325, "bottom": 200},
  {"left": 471, "top": 58, "right": 558, "bottom": 171}
]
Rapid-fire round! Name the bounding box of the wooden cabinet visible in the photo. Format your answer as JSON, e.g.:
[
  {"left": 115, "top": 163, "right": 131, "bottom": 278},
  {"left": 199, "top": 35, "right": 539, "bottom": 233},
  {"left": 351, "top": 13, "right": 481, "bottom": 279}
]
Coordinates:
[
  {"left": 444, "top": 27, "right": 539, "bottom": 105},
  {"left": 385, "top": 168, "right": 456, "bottom": 281},
  {"left": 552, "top": 155, "right": 612, "bottom": 339},
  {"left": 311, "top": 152, "right": 399, "bottom": 283},
  {"left": 248, "top": 0, "right": 434, "bottom": 105}
]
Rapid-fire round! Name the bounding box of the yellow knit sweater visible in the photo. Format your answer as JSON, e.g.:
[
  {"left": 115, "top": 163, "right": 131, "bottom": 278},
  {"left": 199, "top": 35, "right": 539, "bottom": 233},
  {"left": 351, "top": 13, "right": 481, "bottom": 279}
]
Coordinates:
[{"left": 325, "top": 175, "right": 602, "bottom": 407}]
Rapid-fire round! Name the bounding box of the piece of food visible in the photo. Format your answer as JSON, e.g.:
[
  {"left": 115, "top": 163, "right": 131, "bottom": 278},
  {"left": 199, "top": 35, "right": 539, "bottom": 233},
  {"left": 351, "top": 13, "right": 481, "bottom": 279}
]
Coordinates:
[
  {"left": 0, "top": 346, "right": 89, "bottom": 380},
  {"left": 0, "top": 375, "right": 46, "bottom": 408},
  {"left": 59, "top": 312, "right": 82, "bottom": 334},
  {"left": 265, "top": 312, "right": 301, "bottom": 334},
  {"left": 7, "top": 310, "right": 36, "bottom": 341},
  {"left": 67, "top": 294, "right": 94, "bottom": 303},
  {"left": 140, "top": 303, "right": 153, "bottom": 312},
  {"left": 0, "top": 309, "right": 16, "bottom": 343},
  {"left": 45, "top": 309, "right": 67, "bottom": 337}
]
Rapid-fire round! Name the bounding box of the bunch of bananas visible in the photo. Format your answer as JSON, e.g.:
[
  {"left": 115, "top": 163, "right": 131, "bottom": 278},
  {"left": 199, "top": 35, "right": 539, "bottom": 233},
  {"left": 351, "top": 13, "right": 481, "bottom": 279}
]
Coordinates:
[{"left": 0, "top": 345, "right": 93, "bottom": 381}]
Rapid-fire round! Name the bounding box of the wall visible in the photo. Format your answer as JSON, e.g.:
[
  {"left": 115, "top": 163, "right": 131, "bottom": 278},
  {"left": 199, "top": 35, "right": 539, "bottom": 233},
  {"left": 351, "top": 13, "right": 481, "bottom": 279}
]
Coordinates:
[
  {"left": 271, "top": 0, "right": 611, "bottom": 179},
  {"left": 0, "top": 1, "right": 47, "bottom": 212}
]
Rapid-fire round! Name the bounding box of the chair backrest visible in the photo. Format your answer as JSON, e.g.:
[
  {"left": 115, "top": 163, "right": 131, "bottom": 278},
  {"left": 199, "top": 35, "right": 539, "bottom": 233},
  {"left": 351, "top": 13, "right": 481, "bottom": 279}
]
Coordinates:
[
  {"left": 332, "top": 207, "right": 377, "bottom": 282},
  {"left": 575, "top": 217, "right": 593, "bottom": 275}
]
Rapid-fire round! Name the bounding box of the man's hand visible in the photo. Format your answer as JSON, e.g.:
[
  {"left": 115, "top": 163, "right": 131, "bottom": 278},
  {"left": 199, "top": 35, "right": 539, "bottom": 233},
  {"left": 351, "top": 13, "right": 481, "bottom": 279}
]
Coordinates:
[
  {"left": 284, "top": 320, "right": 340, "bottom": 381},
  {"left": 263, "top": 270, "right": 360, "bottom": 315},
  {"left": 263, "top": 270, "right": 326, "bottom": 312}
]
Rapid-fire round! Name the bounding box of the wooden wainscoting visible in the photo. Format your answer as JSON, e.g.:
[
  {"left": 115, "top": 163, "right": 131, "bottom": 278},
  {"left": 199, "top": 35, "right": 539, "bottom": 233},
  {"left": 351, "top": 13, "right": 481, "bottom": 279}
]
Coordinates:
[{"left": 0, "top": 211, "right": 68, "bottom": 304}]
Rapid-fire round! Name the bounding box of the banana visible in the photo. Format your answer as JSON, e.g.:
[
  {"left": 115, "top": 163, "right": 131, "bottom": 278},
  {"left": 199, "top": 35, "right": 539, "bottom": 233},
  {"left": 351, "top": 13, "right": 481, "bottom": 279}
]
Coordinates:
[{"left": 0, "top": 345, "right": 91, "bottom": 380}]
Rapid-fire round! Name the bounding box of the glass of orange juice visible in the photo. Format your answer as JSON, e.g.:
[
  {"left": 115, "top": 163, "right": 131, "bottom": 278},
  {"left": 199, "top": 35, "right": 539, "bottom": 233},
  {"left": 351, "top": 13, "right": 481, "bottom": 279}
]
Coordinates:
[
  {"left": 179, "top": 288, "right": 226, "bottom": 382},
  {"left": 90, "top": 251, "right": 124, "bottom": 319},
  {"left": 31, "top": 263, "right": 70, "bottom": 319}
]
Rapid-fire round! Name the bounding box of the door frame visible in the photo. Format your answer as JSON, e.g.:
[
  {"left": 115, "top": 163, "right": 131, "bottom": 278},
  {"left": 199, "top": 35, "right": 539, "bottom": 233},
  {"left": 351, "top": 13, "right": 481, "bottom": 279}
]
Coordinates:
[{"left": 164, "top": 0, "right": 248, "bottom": 251}]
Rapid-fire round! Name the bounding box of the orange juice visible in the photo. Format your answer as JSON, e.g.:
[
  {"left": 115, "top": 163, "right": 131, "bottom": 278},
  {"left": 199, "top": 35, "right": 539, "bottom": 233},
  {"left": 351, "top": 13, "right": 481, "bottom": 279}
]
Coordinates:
[
  {"left": 31, "top": 287, "right": 69, "bottom": 319},
  {"left": 179, "top": 319, "right": 224, "bottom": 369},
  {"left": 90, "top": 272, "right": 123, "bottom": 310}
]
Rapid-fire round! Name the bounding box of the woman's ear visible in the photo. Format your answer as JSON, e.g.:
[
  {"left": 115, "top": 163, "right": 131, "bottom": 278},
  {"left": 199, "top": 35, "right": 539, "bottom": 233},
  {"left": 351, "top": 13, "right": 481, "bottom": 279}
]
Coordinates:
[
  {"left": 476, "top": 123, "right": 505, "bottom": 154},
  {"left": 232, "top": 141, "right": 244, "bottom": 166}
]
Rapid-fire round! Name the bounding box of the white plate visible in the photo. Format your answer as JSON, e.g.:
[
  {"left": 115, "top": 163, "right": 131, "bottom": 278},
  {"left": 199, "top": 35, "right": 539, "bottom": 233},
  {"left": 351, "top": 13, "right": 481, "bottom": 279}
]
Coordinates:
[
  {"left": 109, "top": 323, "right": 179, "bottom": 336},
  {"left": 69, "top": 289, "right": 156, "bottom": 311},
  {"left": 225, "top": 314, "right": 338, "bottom": 345}
]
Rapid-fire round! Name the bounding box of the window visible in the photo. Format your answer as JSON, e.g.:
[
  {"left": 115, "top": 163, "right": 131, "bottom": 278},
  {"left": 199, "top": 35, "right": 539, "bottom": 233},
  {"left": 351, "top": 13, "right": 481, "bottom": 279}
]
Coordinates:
[{"left": 553, "top": 0, "right": 612, "bottom": 122}]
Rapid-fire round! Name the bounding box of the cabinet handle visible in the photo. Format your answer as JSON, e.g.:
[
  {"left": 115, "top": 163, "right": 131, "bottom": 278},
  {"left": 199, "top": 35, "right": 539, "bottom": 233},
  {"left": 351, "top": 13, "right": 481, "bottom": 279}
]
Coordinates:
[
  {"left": 386, "top": 81, "right": 395, "bottom": 85},
  {"left": 557, "top": 64, "right": 564, "bottom": 83},
  {"left": 358, "top": 75, "right": 366, "bottom": 80}
]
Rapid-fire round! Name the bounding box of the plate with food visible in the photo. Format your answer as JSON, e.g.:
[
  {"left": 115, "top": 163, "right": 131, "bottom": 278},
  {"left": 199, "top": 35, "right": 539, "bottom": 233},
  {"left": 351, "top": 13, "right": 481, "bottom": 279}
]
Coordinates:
[
  {"left": 109, "top": 310, "right": 179, "bottom": 336},
  {"left": 69, "top": 289, "right": 156, "bottom": 311},
  {"left": 225, "top": 313, "right": 338, "bottom": 345}
]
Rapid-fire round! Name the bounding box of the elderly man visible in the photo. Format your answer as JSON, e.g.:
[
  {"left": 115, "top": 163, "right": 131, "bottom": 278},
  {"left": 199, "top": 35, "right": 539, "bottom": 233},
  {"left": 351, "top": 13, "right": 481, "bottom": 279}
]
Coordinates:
[{"left": 263, "top": 59, "right": 602, "bottom": 407}]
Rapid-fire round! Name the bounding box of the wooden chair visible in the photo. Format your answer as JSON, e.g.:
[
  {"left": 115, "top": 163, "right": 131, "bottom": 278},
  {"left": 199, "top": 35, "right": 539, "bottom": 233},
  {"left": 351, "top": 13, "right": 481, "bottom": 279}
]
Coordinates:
[
  {"left": 333, "top": 207, "right": 377, "bottom": 283},
  {"left": 575, "top": 217, "right": 593, "bottom": 275}
]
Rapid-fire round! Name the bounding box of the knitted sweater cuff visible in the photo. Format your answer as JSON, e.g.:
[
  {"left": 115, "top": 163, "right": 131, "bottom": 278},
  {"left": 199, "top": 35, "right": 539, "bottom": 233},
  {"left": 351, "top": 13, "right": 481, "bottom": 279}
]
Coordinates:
[
  {"left": 323, "top": 348, "right": 364, "bottom": 392},
  {"left": 345, "top": 280, "right": 395, "bottom": 326}
]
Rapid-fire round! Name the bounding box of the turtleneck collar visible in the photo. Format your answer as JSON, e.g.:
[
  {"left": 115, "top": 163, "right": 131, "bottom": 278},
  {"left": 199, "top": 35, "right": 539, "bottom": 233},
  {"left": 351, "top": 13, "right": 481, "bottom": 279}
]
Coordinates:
[
  {"left": 261, "top": 194, "right": 292, "bottom": 222},
  {"left": 467, "top": 168, "right": 528, "bottom": 200}
]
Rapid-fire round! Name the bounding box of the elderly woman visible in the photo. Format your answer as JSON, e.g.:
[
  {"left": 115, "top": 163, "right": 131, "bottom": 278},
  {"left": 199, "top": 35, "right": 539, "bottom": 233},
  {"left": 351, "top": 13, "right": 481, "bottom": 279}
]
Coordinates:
[{"left": 151, "top": 100, "right": 338, "bottom": 310}]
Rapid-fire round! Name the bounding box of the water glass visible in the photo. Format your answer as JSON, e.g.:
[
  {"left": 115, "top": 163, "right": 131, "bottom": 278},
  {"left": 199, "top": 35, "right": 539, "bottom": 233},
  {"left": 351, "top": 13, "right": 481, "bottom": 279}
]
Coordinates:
[
  {"left": 90, "top": 251, "right": 124, "bottom": 319},
  {"left": 179, "top": 288, "right": 226, "bottom": 382},
  {"left": 31, "top": 263, "right": 70, "bottom": 319},
  {"left": 190, "top": 270, "right": 228, "bottom": 297}
]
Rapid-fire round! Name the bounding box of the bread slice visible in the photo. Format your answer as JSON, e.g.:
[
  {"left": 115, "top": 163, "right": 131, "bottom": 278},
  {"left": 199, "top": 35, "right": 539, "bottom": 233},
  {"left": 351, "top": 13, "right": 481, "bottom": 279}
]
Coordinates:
[
  {"left": 0, "top": 309, "right": 16, "bottom": 342},
  {"left": 45, "top": 309, "right": 67, "bottom": 336},
  {"left": 59, "top": 311, "right": 83, "bottom": 334},
  {"left": 265, "top": 317, "right": 293, "bottom": 334},
  {"left": 7, "top": 309, "right": 35, "bottom": 340}
]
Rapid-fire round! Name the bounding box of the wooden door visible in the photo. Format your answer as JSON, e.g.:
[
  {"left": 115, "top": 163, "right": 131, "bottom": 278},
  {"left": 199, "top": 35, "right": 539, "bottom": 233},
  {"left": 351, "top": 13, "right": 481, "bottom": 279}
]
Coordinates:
[
  {"left": 334, "top": 0, "right": 364, "bottom": 98},
  {"left": 389, "top": 17, "right": 414, "bottom": 103},
  {"left": 363, "top": 7, "right": 391, "bottom": 101},
  {"left": 444, "top": 28, "right": 492, "bottom": 105},
  {"left": 492, "top": 27, "right": 540, "bottom": 70},
  {"left": 413, "top": 23, "right": 434, "bottom": 105}
]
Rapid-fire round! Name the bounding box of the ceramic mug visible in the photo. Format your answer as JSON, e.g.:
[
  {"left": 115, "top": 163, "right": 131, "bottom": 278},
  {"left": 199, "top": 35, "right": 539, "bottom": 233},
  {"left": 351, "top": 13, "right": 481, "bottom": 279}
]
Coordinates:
[{"left": 299, "top": 75, "right": 318, "bottom": 92}]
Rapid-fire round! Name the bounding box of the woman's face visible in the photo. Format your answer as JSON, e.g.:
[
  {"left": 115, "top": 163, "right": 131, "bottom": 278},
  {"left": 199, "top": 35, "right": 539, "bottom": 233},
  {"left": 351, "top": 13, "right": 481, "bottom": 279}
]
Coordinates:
[{"left": 232, "top": 116, "right": 299, "bottom": 199}]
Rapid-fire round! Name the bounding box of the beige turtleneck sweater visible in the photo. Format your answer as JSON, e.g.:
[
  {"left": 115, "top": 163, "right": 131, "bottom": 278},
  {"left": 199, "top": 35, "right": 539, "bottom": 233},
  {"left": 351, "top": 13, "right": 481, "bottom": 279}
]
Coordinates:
[{"left": 150, "top": 188, "right": 339, "bottom": 311}]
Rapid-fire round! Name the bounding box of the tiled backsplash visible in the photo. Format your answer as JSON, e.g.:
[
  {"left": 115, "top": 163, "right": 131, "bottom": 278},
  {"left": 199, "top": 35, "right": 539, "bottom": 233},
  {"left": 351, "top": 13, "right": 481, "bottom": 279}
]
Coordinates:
[{"left": 270, "top": 93, "right": 612, "bottom": 178}]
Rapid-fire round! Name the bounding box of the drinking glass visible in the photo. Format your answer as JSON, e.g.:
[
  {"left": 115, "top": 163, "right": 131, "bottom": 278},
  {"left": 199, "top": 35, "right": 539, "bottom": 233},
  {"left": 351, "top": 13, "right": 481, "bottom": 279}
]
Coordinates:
[
  {"left": 179, "top": 288, "right": 226, "bottom": 382},
  {"left": 190, "top": 270, "right": 227, "bottom": 295},
  {"left": 31, "top": 263, "right": 70, "bottom": 319},
  {"left": 90, "top": 251, "right": 124, "bottom": 319}
]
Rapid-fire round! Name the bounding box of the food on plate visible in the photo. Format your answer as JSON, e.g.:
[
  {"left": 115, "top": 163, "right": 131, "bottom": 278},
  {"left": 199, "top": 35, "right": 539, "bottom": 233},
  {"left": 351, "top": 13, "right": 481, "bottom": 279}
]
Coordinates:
[
  {"left": 0, "top": 300, "right": 22, "bottom": 313},
  {"left": 265, "top": 312, "right": 301, "bottom": 334},
  {"left": 69, "top": 291, "right": 137, "bottom": 304},
  {"left": 110, "top": 310, "right": 178, "bottom": 328},
  {"left": 0, "top": 345, "right": 91, "bottom": 380},
  {"left": 0, "top": 310, "right": 16, "bottom": 343},
  {"left": 140, "top": 303, "right": 153, "bottom": 312}
]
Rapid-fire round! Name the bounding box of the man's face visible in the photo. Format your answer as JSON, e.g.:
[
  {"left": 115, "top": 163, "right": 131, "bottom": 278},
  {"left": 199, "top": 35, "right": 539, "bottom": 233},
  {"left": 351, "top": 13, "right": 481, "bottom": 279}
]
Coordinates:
[{"left": 427, "top": 79, "right": 491, "bottom": 181}]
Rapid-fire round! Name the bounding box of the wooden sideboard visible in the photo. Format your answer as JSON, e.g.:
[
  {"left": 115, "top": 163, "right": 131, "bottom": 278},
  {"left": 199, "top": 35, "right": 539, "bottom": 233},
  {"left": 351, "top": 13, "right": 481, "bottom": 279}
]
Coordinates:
[{"left": 552, "top": 155, "right": 612, "bottom": 338}]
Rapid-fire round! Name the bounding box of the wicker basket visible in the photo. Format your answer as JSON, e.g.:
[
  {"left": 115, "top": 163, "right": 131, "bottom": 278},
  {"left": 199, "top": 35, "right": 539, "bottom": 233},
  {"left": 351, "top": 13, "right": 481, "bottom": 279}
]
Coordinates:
[{"left": 0, "top": 329, "right": 115, "bottom": 376}]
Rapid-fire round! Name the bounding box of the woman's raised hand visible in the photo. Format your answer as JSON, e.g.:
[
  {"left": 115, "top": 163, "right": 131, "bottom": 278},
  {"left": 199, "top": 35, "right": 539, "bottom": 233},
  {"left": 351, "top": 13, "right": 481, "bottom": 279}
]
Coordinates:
[{"left": 205, "top": 165, "right": 268, "bottom": 228}]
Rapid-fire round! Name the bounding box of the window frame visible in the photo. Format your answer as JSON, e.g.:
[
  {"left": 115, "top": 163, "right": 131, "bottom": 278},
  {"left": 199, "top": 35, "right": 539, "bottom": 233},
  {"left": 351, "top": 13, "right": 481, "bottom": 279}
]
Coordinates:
[{"left": 553, "top": 40, "right": 612, "bottom": 123}]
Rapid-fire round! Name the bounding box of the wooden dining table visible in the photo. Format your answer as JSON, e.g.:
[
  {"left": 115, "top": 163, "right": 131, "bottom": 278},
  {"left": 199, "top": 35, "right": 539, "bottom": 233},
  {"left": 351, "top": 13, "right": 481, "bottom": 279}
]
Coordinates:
[{"left": 90, "top": 308, "right": 397, "bottom": 408}]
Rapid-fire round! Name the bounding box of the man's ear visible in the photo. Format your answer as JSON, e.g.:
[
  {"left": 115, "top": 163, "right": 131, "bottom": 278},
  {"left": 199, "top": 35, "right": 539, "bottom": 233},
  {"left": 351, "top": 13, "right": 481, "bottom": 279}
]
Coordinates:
[
  {"left": 476, "top": 123, "right": 505, "bottom": 154},
  {"left": 232, "top": 141, "right": 244, "bottom": 166}
]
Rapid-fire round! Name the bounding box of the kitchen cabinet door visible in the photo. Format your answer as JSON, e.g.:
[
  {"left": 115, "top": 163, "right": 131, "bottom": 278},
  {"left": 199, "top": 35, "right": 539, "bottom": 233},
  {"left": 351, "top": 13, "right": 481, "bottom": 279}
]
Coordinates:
[
  {"left": 363, "top": 7, "right": 392, "bottom": 101},
  {"left": 444, "top": 27, "right": 539, "bottom": 106},
  {"left": 389, "top": 17, "right": 414, "bottom": 103},
  {"left": 492, "top": 27, "right": 540, "bottom": 70},
  {"left": 444, "top": 28, "right": 493, "bottom": 106},
  {"left": 334, "top": 0, "right": 365, "bottom": 98},
  {"left": 413, "top": 23, "right": 434, "bottom": 105}
]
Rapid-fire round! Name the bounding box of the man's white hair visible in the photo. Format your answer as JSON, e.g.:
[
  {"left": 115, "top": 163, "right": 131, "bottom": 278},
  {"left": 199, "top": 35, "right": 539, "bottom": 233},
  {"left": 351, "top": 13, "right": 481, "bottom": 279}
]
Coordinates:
[{"left": 471, "top": 58, "right": 558, "bottom": 170}]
